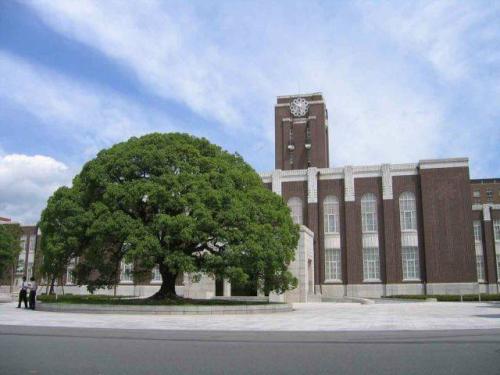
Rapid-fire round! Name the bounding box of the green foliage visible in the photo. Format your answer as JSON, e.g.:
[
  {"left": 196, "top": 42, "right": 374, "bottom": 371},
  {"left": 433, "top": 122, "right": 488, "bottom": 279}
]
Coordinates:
[
  {"left": 39, "top": 133, "right": 299, "bottom": 297},
  {"left": 0, "top": 223, "right": 22, "bottom": 280},
  {"left": 38, "top": 186, "right": 91, "bottom": 288},
  {"left": 38, "top": 294, "right": 275, "bottom": 306}
]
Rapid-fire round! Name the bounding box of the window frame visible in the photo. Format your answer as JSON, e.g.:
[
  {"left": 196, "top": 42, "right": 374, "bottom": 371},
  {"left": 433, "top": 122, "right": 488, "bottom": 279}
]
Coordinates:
[
  {"left": 476, "top": 254, "right": 485, "bottom": 282},
  {"left": 151, "top": 265, "right": 162, "bottom": 283},
  {"left": 323, "top": 195, "right": 340, "bottom": 234},
  {"left": 399, "top": 192, "right": 417, "bottom": 232},
  {"left": 324, "top": 248, "right": 342, "bottom": 282},
  {"left": 362, "top": 247, "right": 380, "bottom": 282},
  {"left": 287, "top": 197, "right": 303, "bottom": 225},
  {"left": 120, "top": 261, "right": 133, "bottom": 283},
  {"left": 361, "top": 193, "right": 378, "bottom": 233},
  {"left": 401, "top": 246, "right": 420, "bottom": 281}
]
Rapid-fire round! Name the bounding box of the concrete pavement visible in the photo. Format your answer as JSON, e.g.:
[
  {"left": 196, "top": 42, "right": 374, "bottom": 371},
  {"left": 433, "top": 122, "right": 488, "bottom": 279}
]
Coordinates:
[{"left": 1, "top": 301, "right": 500, "bottom": 331}]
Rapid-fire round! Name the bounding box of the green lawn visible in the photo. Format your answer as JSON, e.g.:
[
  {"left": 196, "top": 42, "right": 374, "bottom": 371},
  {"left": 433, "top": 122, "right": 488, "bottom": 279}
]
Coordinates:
[
  {"left": 38, "top": 294, "right": 274, "bottom": 306},
  {"left": 384, "top": 294, "right": 500, "bottom": 302}
]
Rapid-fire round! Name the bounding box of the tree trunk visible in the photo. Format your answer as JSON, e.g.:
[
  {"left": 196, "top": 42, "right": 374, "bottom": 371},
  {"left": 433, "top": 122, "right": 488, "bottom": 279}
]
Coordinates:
[
  {"left": 9, "top": 265, "right": 14, "bottom": 294},
  {"left": 151, "top": 263, "right": 178, "bottom": 299},
  {"left": 49, "top": 276, "right": 56, "bottom": 295}
]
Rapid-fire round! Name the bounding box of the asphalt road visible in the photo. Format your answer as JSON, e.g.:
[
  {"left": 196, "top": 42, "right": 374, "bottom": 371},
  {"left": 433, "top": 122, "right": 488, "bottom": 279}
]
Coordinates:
[{"left": 1, "top": 326, "right": 499, "bottom": 375}]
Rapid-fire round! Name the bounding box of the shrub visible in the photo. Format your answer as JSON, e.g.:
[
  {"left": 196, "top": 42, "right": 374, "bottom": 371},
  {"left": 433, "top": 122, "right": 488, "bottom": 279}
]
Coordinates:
[{"left": 385, "top": 294, "right": 500, "bottom": 302}]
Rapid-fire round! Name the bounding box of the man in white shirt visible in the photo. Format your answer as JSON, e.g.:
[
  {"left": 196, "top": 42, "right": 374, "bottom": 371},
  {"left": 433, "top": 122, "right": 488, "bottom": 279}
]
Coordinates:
[
  {"left": 28, "top": 277, "right": 38, "bottom": 310},
  {"left": 17, "top": 276, "right": 28, "bottom": 309}
]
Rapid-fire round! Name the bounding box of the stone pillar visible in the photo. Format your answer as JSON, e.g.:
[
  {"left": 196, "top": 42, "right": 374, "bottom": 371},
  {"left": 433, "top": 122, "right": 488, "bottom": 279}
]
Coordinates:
[
  {"left": 381, "top": 164, "right": 397, "bottom": 286},
  {"left": 482, "top": 205, "right": 498, "bottom": 290},
  {"left": 343, "top": 166, "right": 360, "bottom": 288},
  {"left": 306, "top": 167, "right": 320, "bottom": 291},
  {"left": 223, "top": 279, "right": 231, "bottom": 297},
  {"left": 272, "top": 169, "right": 282, "bottom": 196}
]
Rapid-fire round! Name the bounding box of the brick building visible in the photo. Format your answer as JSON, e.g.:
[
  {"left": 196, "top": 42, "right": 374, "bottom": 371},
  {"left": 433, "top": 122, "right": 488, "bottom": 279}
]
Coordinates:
[
  {"left": 0, "top": 219, "right": 40, "bottom": 294},
  {"left": 261, "top": 93, "right": 500, "bottom": 300},
  {"left": 3, "top": 93, "right": 499, "bottom": 301}
]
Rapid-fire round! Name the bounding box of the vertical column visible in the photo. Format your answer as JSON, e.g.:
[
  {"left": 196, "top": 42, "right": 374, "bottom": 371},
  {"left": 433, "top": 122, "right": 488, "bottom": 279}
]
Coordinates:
[
  {"left": 344, "top": 166, "right": 359, "bottom": 286},
  {"left": 482, "top": 205, "right": 497, "bottom": 289},
  {"left": 223, "top": 279, "right": 231, "bottom": 297},
  {"left": 306, "top": 167, "right": 320, "bottom": 290},
  {"left": 381, "top": 164, "right": 397, "bottom": 285},
  {"left": 271, "top": 169, "right": 282, "bottom": 196}
]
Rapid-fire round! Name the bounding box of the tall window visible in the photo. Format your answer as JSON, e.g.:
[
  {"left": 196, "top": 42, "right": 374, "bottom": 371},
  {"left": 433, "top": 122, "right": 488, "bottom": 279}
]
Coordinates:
[
  {"left": 16, "top": 259, "right": 24, "bottom": 273},
  {"left": 401, "top": 247, "right": 420, "bottom": 280},
  {"left": 325, "top": 249, "right": 341, "bottom": 281},
  {"left": 27, "top": 262, "right": 33, "bottom": 278},
  {"left": 20, "top": 235, "right": 27, "bottom": 251},
  {"left": 288, "top": 197, "right": 303, "bottom": 225},
  {"left": 28, "top": 234, "right": 36, "bottom": 252},
  {"left": 399, "top": 192, "right": 420, "bottom": 280},
  {"left": 66, "top": 265, "right": 75, "bottom": 285},
  {"left": 361, "top": 194, "right": 378, "bottom": 232},
  {"left": 476, "top": 255, "right": 485, "bottom": 281},
  {"left": 120, "top": 262, "right": 133, "bottom": 282},
  {"left": 361, "top": 193, "right": 380, "bottom": 281},
  {"left": 151, "top": 265, "right": 161, "bottom": 282},
  {"left": 473, "top": 221, "right": 485, "bottom": 282},
  {"left": 399, "top": 192, "right": 417, "bottom": 231},
  {"left": 494, "top": 220, "right": 500, "bottom": 281},
  {"left": 324, "top": 195, "right": 339, "bottom": 233},
  {"left": 494, "top": 220, "right": 500, "bottom": 241},
  {"left": 363, "top": 248, "right": 380, "bottom": 280}
]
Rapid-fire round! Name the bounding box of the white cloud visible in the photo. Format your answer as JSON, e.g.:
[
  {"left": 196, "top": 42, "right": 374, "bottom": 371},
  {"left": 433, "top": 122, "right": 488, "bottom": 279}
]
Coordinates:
[
  {"left": 25, "top": 0, "right": 247, "bottom": 130},
  {"left": 0, "top": 153, "right": 72, "bottom": 224},
  {"left": 357, "top": 1, "right": 500, "bottom": 82},
  {"left": 23, "top": 1, "right": 452, "bottom": 167},
  {"left": 0, "top": 51, "right": 175, "bottom": 159},
  {"left": 17, "top": 1, "right": 500, "bottom": 175}
]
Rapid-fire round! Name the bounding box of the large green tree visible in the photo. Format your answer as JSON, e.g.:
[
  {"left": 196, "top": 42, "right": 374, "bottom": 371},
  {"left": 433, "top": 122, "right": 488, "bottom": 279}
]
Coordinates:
[
  {"left": 40, "top": 133, "right": 299, "bottom": 298},
  {"left": 0, "top": 223, "right": 22, "bottom": 285},
  {"left": 39, "top": 186, "right": 90, "bottom": 293}
]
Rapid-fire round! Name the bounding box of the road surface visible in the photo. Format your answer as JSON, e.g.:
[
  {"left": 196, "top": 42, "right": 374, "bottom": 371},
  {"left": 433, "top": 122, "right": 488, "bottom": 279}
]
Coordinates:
[{"left": 1, "top": 325, "right": 499, "bottom": 374}]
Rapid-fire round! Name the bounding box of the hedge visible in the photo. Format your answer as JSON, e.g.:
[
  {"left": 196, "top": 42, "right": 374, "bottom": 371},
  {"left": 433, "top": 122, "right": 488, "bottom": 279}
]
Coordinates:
[{"left": 385, "top": 294, "right": 500, "bottom": 302}]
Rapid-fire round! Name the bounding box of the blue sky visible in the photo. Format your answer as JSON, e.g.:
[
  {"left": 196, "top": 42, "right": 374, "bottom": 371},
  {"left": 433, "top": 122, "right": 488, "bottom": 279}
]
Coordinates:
[{"left": 0, "top": 0, "right": 499, "bottom": 224}]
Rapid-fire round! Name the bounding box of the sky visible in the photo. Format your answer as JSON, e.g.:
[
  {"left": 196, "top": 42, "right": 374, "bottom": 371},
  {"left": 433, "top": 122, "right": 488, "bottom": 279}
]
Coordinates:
[{"left": 0, "top": 0, "right": 499, "bottom": 224}]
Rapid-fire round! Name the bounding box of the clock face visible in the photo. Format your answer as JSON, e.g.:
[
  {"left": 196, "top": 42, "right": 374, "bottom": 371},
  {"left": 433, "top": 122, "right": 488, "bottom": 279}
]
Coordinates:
[{"left": 290, "top": 97, "right": 309, "bottom": 117}]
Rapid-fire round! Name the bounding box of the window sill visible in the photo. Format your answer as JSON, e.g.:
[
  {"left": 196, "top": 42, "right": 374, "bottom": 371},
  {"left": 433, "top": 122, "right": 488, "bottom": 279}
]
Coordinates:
[
  {"left": 324, "top": 279, "right": 342, "bottom": 284},
  {"left": 150, "top": 280, "right": 162, "bottom": 284},
  {"left": 363, "top": 279, "right": 381, "bottom": 283},
  {"left": 402, "top": 279, "right": 421, "bottom": 282},
  {"left": 119, "top": 281, "right": 133, "bottom": 285}
]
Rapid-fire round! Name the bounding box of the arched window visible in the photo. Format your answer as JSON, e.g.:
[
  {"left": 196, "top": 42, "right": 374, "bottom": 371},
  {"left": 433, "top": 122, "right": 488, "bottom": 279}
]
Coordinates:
[
  {"left": 287, "top": 197, "right": 303, "bottom": 225},
  {"left": 399, "top": 192, "right": 417, "bottom": 231},
  {"left": 361, "top": 193, "right": 377, "bottom": 233},
  {"left": 323, "top": 195, "right": 339, "bottom": 233}
]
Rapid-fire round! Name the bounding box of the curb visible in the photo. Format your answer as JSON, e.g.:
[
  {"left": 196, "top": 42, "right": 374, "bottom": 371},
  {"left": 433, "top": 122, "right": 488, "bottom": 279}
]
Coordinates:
[{"left": 37, "top": 302, "right": 293, "bottom": 315}]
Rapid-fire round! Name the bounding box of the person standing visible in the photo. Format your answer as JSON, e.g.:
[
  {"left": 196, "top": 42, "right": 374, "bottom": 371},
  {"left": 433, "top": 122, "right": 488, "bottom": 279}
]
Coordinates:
[
  {"left": 28, "top": 277, "right": 38, "bottom": 310},
  {"left": 17, "top": 276, "right": 28, "bottom": 308}
]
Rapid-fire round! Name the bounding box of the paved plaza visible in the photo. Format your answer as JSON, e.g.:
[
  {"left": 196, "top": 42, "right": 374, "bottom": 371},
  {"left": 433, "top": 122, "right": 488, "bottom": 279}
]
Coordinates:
[{"left": 1, "top": 301, "right": 499, "bottom": 331}]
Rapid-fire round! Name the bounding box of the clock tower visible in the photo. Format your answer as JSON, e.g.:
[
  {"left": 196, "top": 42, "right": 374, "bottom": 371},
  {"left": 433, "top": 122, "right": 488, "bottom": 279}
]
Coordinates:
[{"left": 274, "top": 93, "right": 330, "bottom": 170}]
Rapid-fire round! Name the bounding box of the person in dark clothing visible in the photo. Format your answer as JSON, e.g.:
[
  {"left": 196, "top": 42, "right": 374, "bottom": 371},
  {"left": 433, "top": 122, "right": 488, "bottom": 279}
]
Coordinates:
[
  {"left": 28, "top": 277, "right": 37, "bottom": 310},
  {"left": 17, "top": 276, "right": 28, "bottom": 308}
]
